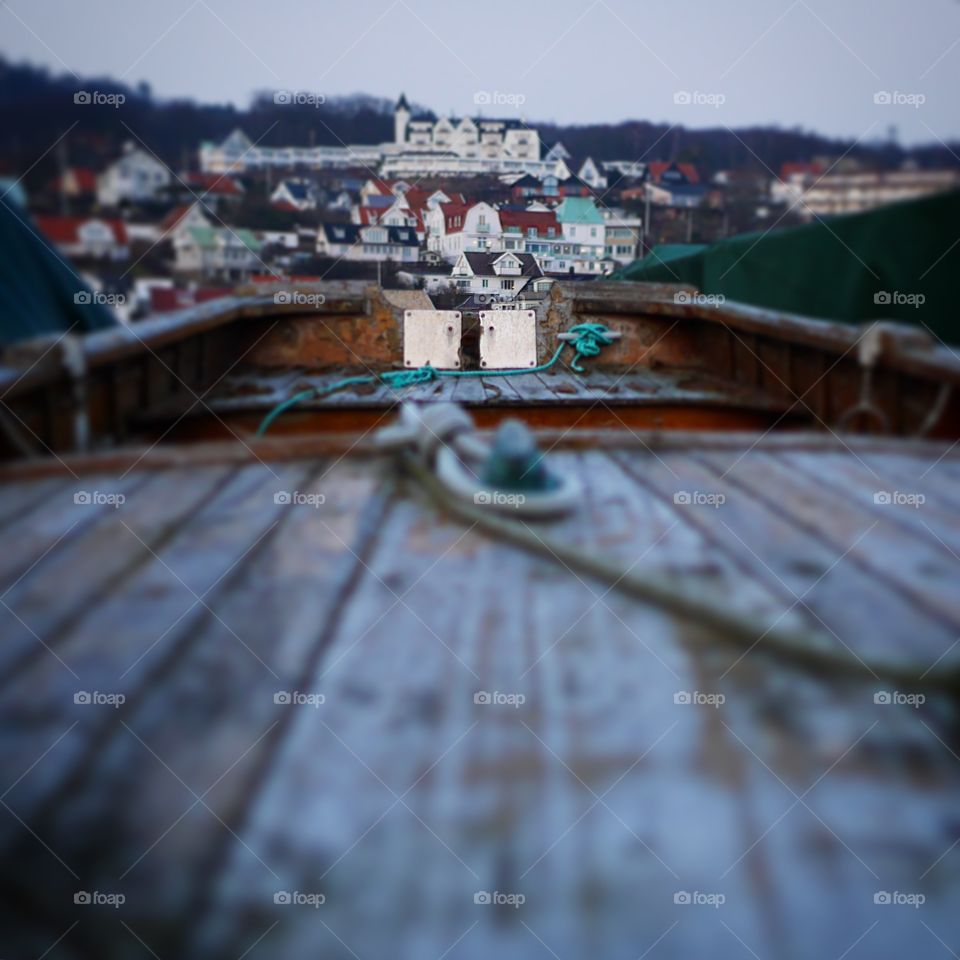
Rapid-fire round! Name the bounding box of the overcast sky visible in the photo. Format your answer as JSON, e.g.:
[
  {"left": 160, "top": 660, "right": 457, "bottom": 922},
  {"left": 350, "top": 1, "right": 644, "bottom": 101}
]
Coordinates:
[{"left": 2, "top": 0, "right": 959, "bottom": 145}]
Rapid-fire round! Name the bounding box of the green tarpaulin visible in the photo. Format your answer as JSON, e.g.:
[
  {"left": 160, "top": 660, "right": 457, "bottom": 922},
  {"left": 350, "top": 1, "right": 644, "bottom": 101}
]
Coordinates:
[
  {"left": 0, "top": 197, "right": 117, "bottom": 347},
  {"left": 612, "top": 190, "right": 960, "bottom": 344}
]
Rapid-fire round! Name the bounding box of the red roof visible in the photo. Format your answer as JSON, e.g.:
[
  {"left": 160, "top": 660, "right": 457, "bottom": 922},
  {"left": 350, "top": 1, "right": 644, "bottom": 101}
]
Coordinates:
[
  {"left": 160, "top": 204, "right": 195, "bottom": 233},
  {"left": 499, "top": 209, "right": 560, "bottom": 237},
  {"left": 647, "top": 162, "right": 700, "bottom": 185},
  {"left": 183, "top": 172, "right": 244, "bottom": 195},
  {"left": 780, "top": 161, "right": 826, "bottom": 181},
  {"left": 34, "top": 215, "right": 128, "bottom": 246},
  {"left": 271, "top": 200, "right": 300, "bottom": 212},
  {"left": 439, "top": 202, "right": 471, "bottom": 233}
]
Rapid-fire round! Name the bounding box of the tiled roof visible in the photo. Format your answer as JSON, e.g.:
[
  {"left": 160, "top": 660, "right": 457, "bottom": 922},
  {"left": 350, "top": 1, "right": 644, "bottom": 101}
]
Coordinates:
[{"left": 34, "top": 215, "right": 128, "bottom": 246}]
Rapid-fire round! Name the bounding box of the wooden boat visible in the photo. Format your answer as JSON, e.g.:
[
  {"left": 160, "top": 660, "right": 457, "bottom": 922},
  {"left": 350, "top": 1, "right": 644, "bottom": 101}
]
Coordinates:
[{"left": 1, "top": 280, "right": 959, "bottom": 959}]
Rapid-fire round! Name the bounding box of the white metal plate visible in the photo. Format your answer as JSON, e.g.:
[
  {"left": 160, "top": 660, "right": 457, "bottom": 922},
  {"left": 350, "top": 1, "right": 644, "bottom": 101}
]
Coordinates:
[
  {"left": 478, "top": 310, "right": 537, "bottom": 370},
  {"left": 403, "top": 310, "right": 462, "bottom": 369}
]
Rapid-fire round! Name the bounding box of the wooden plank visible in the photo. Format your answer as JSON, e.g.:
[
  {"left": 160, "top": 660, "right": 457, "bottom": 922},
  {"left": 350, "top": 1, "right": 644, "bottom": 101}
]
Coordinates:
[
  {"left": 694, "top": 451, "right": 960, "bottom": 641},
  {"left": 189, "top": 449, "right": 799, "bottom": 958},
  {"left": 0, "top": 476, "right": 74, "bottom": 530},
  {"left": 780, "top": 450, "right": 960, "bottom": 559},
  {"left": 0, "top": 464, "right": 236, "bottom": 685},
  {"left": 0, "top": 460, "right": 392, "bottom": 957},
  {"left": 0, "top": 471, "right": 151, "bottom": 600},
  {"left": 612, "top": 448, "right": 955, "bottom": 667},
  {"left": 0, "top": 460, "right": 318, "bottom": 850}
]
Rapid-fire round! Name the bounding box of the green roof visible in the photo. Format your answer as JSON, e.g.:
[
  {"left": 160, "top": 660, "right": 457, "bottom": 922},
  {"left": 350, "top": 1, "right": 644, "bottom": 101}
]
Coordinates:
[
  {"left": 556, "top": 197, "right": 603, "bottom": 225},
  {"left": 611, "top": 190, "right": 960, "bottom": 344},
  {"left": 187, "top": 225, "right": 261, "bottom": 251}
]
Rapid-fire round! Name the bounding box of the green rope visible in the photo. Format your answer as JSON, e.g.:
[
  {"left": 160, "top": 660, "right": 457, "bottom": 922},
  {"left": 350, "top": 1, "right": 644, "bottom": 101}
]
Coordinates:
[{"left": 255, "top": 323, "right": 615, "bottom": 437}]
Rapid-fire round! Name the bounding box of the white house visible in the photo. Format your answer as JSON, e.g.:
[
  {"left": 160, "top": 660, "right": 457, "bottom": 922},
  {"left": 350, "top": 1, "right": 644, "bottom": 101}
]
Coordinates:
[
  {"left": 34, "top": 216, "right": 130, "bottom": 260},
  {"left": 97, "top": 144, "right": 171, "bottom": 206},
  {"left": 172, "top": 225, "right": 262, "bottom": 281},
  {"left": 426, "top": 201, "right": 502, "bottom": 261},
  {"left": 316, "top": 223, "right": 419, "bottom": 262},
  {"left": 449, "top": 251, "right": 542, "bottom": 300},
  {"left": 271, "top": 179, "right": 319, "bottom": 211}
]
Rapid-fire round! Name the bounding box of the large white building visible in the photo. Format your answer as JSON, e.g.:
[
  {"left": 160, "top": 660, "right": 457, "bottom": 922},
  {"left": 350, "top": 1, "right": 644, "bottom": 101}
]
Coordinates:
[{"left": 200, "top": 96, "right": 560, "bottom": 178}]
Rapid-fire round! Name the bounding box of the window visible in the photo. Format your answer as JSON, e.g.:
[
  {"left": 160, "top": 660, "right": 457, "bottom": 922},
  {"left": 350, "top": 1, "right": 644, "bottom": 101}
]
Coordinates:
[
  {"left": 590, "top": 228, "right": 597, "bottom": 238},
  {"left": 502, "top": 279, "right": 515, "bottom": 290},
  {"left": 481, "top": 279, "right": 489, "bottom": 288}
]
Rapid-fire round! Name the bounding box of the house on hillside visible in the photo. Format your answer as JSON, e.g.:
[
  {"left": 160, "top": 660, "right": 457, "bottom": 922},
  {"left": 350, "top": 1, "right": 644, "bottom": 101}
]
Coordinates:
[
  {"left": 316, "top": 223, "right": 419, "bottom": 262},
  {"left": 34, "top": 216, "right": 130, "bottom": 261},
  {"left": 555, "top": 197, "right": 610, "bottom": 273},
  {"left": 425, "top": 201, "right": 502, "bottom": 260},
  {"left": 97, "top": 144, "right": 171, "bottom": 207},
  {"left": 173, "top": 225, "right": 261, "bottom": 281},
  {"left": 271, "top": 179, "right": 319, "bottom": 212},
  {"left": 449, "top": 251, "right": 542, "bottom": 301}
]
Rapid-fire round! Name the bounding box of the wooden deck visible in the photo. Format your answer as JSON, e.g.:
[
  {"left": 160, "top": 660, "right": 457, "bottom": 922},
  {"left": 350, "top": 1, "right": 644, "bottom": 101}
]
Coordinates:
[{"left": 1, "top": 431, "right": 959, "bottom": 958}]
